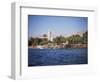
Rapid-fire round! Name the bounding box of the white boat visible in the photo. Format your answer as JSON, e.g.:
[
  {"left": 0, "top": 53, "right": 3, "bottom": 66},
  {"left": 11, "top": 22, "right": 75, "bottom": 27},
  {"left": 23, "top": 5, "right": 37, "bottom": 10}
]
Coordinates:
[{"left": 36, "top": 45, "right": 44, "bottom": 49}]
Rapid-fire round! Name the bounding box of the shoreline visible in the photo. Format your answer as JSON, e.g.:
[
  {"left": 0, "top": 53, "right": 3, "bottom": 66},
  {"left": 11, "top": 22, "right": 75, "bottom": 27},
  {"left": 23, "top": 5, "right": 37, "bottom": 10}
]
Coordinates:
[
  {"left": 28, "top": 44, "right": 87, "bottom": 49},
  {"left": 28, "top": 47, "right": 87, "bottom": 49}
]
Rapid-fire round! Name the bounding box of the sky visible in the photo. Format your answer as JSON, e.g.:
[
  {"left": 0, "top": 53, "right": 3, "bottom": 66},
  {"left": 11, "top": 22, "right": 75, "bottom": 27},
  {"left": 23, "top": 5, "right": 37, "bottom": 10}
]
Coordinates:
[{"left": 28, "top": 15, "right": 88, "bottom": 38}]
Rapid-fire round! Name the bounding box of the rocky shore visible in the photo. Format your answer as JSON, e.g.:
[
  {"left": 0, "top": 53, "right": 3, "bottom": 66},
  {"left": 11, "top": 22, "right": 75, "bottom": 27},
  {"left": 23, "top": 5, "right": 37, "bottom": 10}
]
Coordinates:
[{"left": 29, "top": 43, "right": 87, "bottom": 49}]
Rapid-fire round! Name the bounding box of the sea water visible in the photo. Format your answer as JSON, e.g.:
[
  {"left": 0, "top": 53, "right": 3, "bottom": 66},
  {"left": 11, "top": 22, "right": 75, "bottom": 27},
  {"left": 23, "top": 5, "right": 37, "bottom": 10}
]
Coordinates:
[{"left": 28, "top": 48, "right": 88, "bottom": 66}]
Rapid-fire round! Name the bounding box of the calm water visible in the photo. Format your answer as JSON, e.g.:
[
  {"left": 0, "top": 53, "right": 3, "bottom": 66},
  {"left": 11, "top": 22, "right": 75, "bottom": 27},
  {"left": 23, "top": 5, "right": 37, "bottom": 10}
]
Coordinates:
[{"left": 28, "top": 48, "right": 88, "bottom": 66}]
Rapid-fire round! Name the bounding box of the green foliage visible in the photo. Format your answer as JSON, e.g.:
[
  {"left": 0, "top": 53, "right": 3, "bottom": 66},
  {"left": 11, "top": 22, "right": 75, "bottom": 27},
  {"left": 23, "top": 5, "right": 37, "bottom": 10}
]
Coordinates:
[
  {"left": 28, "top": 37, "right": 48, "bottom": 46},
  {"left": 43, "top": 34, "right": 47, "bottom": 37},
  {"left": 28, "top": 40, "right": 32, "bottom": 46},
  {"left": 53, "top": 36, "right": 66, "bottom": 45},
  {"left": 39, "top": 39, "right": 48, "bottom": 45},
  {"left": 28, "top": 32, "right": 88, "bottom": 47},
  {"left": 67, "top": 32, "right": 88, "bottom": 44},
  {"left": 82, "top": 32, "right": 88, "bottom": 44}
]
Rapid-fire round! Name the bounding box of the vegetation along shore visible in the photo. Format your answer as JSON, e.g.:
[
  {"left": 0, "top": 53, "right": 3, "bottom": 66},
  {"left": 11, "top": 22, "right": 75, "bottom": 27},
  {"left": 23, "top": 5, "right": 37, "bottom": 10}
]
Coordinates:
[{"left": 28, "top": 31, "right": 87, "bottom": 49}]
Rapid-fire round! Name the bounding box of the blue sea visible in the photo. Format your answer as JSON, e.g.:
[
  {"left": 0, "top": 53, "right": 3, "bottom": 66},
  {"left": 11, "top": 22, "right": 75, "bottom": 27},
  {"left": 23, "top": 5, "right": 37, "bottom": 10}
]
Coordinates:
[{"left": 28, "top": 48, "right": 88, "bottom": 66}]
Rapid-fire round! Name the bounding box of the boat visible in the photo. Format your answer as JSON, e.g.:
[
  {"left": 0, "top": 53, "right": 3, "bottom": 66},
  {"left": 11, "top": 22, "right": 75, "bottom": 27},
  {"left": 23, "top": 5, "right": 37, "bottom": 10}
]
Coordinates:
[{"left": 36, "top": 45, "right": 44, "bottom": 49}]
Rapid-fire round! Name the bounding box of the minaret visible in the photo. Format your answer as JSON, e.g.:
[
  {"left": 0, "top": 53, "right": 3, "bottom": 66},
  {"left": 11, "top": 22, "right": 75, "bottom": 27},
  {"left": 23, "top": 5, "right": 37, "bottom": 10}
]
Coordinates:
[{"left": 48, "top": 30, "right": 53, "bottom": 41}]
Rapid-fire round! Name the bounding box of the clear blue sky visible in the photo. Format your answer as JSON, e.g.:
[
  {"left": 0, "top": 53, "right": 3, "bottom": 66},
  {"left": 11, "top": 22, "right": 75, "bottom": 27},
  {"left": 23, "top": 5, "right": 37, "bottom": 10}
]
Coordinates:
[{"left": 28, "top": 15, "right": 88, "bottom": 37}]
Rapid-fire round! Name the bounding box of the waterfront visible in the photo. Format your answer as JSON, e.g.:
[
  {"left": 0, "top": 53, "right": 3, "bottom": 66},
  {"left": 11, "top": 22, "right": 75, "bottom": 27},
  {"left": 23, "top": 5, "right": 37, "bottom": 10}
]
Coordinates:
[
  {"left": 28, "top": 15, "right": 88, "bottom": 66},
  {"left": 28, "top": 48, "right": 88, "bottom": 66}
]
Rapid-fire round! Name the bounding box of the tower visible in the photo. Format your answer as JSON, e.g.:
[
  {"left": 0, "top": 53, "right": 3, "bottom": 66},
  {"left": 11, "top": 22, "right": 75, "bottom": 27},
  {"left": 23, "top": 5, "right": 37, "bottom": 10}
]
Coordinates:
[{"left": 48, "top": 30, "right": 53, "bottom": 41}]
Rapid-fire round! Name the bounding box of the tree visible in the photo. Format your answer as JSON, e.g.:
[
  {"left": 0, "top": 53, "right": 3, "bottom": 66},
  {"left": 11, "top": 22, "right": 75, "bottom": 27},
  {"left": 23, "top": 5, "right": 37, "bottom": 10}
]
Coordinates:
[
  {"left": 28, "top": 37, "right": 34, "bottom": 46},
  {"left": 66, "top": 35, "right": 83, "bottom": 44},
  {"left": 28, "top": 40, "right": 32, "bottom": 46},
  {"left": 82, "top": 32, "right": 88, "bottom": 44},
  {"left": 43, "top": 34, "right": 47, "bottom": 37},
  {"left": 53, "top": 36, "right": 66, "bottom": 45},
  {"left": 39, "top": 39, "right": 48, "bottom": 45}
]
